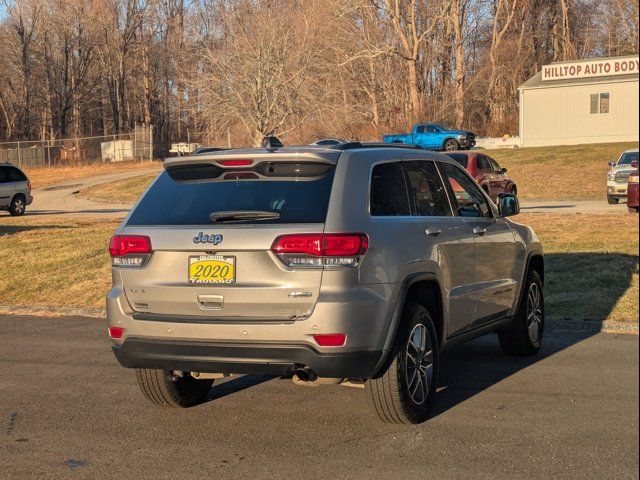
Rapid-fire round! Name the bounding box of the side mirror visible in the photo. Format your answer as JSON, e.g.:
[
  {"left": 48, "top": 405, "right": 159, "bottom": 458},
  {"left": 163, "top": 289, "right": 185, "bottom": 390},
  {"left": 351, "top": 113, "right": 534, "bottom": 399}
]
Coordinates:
[
  {"left": 498, "top": 193, "right": 520, "bottom": 217},
  {"left": 609, "top": 161, "right": 616, "bottom": 168},
  {"left": 500, "top": 167, "right": 508, "bottom": 174},
  {"left": 632, "top": 160, "right": 639, "bottom": 168}
]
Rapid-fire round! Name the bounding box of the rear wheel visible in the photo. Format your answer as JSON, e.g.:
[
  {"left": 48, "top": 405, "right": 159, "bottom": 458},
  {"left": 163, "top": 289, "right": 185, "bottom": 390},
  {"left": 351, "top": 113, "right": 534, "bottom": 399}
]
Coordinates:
[
  {"left": 444, "top": 139, "right": 459, "bottom": 151},
  {"left": 498, "top": 270, "right": 544, "bottom": 356},
  {"left": 607, "top": 196, "right": 619, "bottom": 205},
  {"left": 9, "top": 195, "right": 26, "bottom": 216},
  {"left": 366, "top": 302, "right": 439, "bottom": 424},
  {"left": 135, "top": 369, "right": 213, "bottom": 408}
]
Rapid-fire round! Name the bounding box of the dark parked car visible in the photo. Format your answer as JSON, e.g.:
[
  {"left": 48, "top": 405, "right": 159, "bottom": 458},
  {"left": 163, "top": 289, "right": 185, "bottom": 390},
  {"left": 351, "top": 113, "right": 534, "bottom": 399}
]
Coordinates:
[{"left": 446, "top": 151, "right": 517, "bottom": 202}]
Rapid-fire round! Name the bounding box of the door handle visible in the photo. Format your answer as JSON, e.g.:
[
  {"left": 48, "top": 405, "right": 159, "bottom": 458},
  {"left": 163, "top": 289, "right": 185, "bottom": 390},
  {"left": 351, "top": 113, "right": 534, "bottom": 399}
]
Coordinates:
[
  {"left": 425, "top": 228, "right": 442, "bottom": 237},
  {"left": 473, "top": 226, "right": 487, "bottom": 235}
]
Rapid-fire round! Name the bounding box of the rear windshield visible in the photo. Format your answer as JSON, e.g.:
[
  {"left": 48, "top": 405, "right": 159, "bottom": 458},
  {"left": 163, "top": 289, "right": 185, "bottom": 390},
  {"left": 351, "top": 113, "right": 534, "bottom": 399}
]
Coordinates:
[
  {"left": 127, "top": 162, "right": 335, "bottom": 226},
  {"left": 445, "top": 153, "right": 469, "bottom": 168}
]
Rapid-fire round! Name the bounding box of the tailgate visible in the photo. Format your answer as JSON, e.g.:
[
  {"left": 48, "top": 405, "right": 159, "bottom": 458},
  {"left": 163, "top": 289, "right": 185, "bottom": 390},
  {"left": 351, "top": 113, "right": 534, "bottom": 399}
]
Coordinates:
[{"left": 120, "top": 225, "right": 323, "bottom": 320}]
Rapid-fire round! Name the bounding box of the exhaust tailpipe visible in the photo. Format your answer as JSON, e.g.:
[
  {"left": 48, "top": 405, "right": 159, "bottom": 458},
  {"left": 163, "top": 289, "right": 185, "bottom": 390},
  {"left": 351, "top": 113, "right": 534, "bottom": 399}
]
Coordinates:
[{"left": 294, "top": 366, "right": 317, "bottom": 382}]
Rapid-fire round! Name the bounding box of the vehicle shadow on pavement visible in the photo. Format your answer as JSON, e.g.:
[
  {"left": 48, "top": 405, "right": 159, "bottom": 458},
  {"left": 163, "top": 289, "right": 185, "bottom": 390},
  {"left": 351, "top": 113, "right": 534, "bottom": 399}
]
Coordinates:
[
  {"left": 431, "top": 251, "right": 637, "bottom": 419},
  {"left": 204, "top": 375, "right": 273, "bottom": 402}
]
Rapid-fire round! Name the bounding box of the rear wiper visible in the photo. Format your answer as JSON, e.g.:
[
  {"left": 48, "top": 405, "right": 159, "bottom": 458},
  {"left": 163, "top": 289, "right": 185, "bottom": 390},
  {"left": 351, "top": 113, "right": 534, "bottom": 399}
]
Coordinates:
[{"left": 209, "top": 210, "right": 281, "bottom": 223}]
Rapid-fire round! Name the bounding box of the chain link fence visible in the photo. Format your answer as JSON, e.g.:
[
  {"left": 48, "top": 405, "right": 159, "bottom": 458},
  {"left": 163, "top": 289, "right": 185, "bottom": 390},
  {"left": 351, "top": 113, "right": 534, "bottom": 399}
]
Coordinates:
[{"left": 0, "top": 124, "right": 153, "bottom": 169}]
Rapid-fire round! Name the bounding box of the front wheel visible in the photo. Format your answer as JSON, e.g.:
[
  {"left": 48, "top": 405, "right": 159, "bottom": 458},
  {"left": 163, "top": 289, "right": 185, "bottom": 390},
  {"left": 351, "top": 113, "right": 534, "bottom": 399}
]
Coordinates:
[
  {"left": 444, "top": 139, "right": 459, "bottom": 151},
  {"left": 366, "top": 302, "right": 439, "bottom": 424},
  {"left": 135, "top": 369, "right": 213, "bottom": 408},
  {"left": 498, "top": 270, "right": 544, "bottom": 356}
]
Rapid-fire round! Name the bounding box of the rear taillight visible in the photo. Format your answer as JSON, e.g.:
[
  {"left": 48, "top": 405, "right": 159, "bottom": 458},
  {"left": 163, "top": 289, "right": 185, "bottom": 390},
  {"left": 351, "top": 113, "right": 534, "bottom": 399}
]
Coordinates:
[
  {"left": 271, "top": 233, "right": 368, "bottom": 268},
  {"left": 109, "top": 235, "right": 152, "bottom": 267},
  {"left": 108, "top": 326, "right": 124, "bottom": 339},
  {"left": 313, "top": 333, "right": 346, "bottom": 347},
  {"left": 27, "top": 181, "right": 32, "bottom": 191}
]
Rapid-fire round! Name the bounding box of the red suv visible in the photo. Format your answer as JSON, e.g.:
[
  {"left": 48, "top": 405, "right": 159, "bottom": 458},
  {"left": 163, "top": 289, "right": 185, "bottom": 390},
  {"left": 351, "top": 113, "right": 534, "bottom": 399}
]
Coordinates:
[
  {"left": 446, "top": 151, "right": 517, "bottom": 202},
  {"left": 628, "top": 169, "right": 639, "bottom": 213}
]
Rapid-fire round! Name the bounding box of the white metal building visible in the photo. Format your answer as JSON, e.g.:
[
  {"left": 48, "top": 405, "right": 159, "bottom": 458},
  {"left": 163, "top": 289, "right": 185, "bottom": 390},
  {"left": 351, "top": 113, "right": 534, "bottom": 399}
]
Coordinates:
[{"left": 518, "top": 55, "right": 639, "bottom": 147}]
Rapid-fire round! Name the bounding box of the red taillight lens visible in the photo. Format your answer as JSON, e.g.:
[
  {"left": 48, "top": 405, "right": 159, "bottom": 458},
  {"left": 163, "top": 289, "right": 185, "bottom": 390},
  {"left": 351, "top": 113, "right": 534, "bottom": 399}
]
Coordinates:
[
  {"left": 108, "top": 326, "right": 124, "bottom": 339},
  {"left": 109, "top": 235, "right": 152, "bottom": 257},
  {"left": 313, "top": 333, "right": 346, "bottom": 347},
  {"left": 323, "top": 234, "right": 368, "bottom": 256},
  {"left": 271, "top": 233, "right": 368, "bottom": 268},
  {"left": 218, "top": 159, "right": 253, "bottom": 167},
  {"left": 272, "top": 234, "right": 323, "bottom": 256},
  {"left": 271, "top": 234, "right": 368, "bottom": 257},
  {"left": 27, "top": 181, "right": 32, "bottom": 190}
]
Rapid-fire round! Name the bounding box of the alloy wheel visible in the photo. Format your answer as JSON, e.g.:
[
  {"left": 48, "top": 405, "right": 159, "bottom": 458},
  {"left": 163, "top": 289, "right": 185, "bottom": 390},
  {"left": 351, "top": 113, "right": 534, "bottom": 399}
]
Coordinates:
[
  {"left": 405, "top": 323, "right": 434, "bottom": 405},
  {"left": 527, "top": 282, "right": 543, "bottom": 342}
]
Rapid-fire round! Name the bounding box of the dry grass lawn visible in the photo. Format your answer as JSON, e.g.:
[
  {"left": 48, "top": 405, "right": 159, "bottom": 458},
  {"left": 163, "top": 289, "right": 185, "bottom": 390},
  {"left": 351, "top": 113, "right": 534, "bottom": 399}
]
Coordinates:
[
  {"left": 78, "top": 173, "right": 158, "bottom": 204},
  {"left": 22, "top": 160, "right": 160, "bottom": 189},
  {"left": 0, "top": 213, "right": 637, "bottom": 325},
  {"left": 487, "top": 141, "right": 639, "bottom": 200},
  {"left": 0, "top": 216, "right": 119, "bottom": 307}
]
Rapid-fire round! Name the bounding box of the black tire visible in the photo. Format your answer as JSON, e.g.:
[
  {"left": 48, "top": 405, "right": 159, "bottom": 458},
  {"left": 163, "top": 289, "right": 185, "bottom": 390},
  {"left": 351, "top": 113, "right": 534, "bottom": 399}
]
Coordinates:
[
  {"left": 498, "top": 270, "right": 544, "bottom": 356},
  {"left": 135, "top": 369, "right": 213, "bottom": 408},
  {"left": 9, "top": 195, "right": 26, "bottom": 216},
  {"left": 366, "top": 302, "right": 439, "bottom": 424},
  {"left": 607, "top": 196, "right": 619, "bottom": 205},
  {"left": 444, "top": 139, "right": 459, "bottom": 151},
  {"left": 628, "top": 207, "right": 639, "bottom": 214}
]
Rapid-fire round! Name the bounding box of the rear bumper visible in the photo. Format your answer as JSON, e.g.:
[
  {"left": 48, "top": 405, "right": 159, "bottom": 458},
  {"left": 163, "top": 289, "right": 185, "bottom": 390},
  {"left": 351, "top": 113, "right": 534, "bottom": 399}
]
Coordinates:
[{"left": 112, "top": 338, "right": 382, "bottom": 378}]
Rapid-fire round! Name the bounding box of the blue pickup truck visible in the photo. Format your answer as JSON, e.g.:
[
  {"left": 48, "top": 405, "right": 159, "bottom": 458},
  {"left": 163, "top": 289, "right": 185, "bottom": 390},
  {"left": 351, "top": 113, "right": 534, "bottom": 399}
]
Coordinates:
[{"left": 383, "top": 123, "right": 476, "bottom": 151}]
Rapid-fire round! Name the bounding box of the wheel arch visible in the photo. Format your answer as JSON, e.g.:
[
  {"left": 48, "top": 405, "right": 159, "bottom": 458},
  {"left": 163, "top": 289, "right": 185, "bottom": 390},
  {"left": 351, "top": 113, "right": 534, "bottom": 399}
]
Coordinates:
[
  {"left": 442, "top": 137, "right": 458, "bottom": 149},
  {"left": 513, "top": 252, "right": 544, "bottom": 316},
  {"left": 371, "top": 274, "right": 444, "bottom": 377}
]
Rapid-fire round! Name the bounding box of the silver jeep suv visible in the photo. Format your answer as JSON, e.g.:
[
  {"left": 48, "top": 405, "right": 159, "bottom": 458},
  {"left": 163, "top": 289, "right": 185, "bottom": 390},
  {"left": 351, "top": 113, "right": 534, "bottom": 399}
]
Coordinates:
[{"left": 107, "top": 140, "right": 544, "bottom": 424}]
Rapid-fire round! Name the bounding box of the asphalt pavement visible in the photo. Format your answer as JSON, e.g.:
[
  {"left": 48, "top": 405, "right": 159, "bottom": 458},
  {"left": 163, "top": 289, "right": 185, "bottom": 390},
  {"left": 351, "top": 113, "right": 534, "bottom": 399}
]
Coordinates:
[{"left": 0, "top": 315, "right": 637, "bottom": 479}]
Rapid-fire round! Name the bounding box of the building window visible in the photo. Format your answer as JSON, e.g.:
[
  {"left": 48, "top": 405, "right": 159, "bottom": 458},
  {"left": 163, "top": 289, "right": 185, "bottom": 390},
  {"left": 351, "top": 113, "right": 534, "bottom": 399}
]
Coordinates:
[{"left": 590, "top": 93, "right": 610, "bottom": 114}]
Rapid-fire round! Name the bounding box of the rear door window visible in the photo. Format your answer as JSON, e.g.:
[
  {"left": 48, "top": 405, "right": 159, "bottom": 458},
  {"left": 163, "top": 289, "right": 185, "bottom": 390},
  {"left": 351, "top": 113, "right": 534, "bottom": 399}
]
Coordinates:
[
  {"left": 403, "top": 161, "right": 452, "bottom": 217},
  {"left": 370, "top": 162, "right": 410, "bottom": 216},
  {"left": 0, "top": 167, "right": 8, "bottom": 183},
  {"left": 7, "top": 168, "right": 26, "bottom": 181},
  {"left": 477, "top": 155, "right": 492, "bottom": 172},
  {"left": 127, "top": 162, "right": 335, "bottom": 226},
  {"left": 445, "top": 153, "right": 469, "bottom": 169}
]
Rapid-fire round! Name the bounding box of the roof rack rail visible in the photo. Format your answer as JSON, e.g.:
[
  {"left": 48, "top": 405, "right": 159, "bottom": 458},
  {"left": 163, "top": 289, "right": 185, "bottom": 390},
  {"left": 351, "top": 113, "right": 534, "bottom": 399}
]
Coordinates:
[{"left": 333, "top": 142, "right": 424, "bottom": 151}]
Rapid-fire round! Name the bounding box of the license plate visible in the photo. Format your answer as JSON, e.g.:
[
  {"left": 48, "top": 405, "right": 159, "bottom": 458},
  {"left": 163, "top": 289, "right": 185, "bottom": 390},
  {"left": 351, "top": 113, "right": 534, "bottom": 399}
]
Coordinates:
[{"left": 189, "top": 255, "right": 235, "bottom": 284}]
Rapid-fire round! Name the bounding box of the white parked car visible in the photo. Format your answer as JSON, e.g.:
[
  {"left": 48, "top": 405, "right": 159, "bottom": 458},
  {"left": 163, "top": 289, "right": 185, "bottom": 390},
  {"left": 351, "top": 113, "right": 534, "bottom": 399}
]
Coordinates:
[{"left": 607, "top": 149, "right": 639, "bottom": 204}]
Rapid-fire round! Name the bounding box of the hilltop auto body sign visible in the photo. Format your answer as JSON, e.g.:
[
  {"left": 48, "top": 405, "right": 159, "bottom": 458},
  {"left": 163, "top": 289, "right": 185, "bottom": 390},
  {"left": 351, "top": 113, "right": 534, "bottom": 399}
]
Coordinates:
[{"left": 542, "top": 57, "right": 639, "bottom": 81}]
